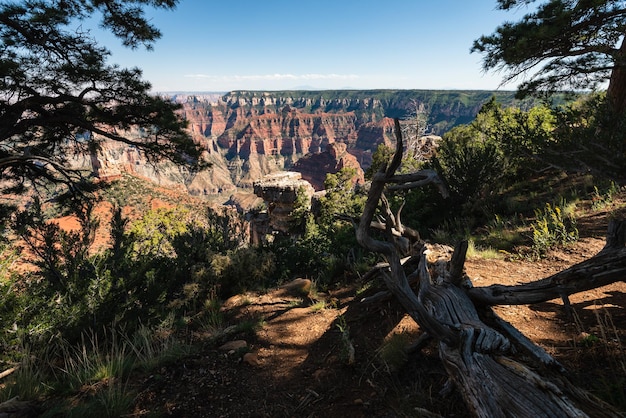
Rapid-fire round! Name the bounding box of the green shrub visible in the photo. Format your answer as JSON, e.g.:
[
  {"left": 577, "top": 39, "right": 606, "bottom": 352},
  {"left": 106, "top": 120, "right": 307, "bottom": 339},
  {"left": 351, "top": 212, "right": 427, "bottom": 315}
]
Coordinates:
[
  {"left": 553, "top": 92, "right": 626, "bottom": 178},
  {"left": 7, "top": 201, "right": 253, "bottom": 344},
  {"left": 210, "top": 247, "right": 276, "bottom": 297},
  {"left": 432, "top": 124, "right": 507, "bottom": 206},
  {"left": 531, "top": 201, "right": 579, "bottom": 257},
  {"left": 12, "top": 197, "right": 98, "bottom": 293}
]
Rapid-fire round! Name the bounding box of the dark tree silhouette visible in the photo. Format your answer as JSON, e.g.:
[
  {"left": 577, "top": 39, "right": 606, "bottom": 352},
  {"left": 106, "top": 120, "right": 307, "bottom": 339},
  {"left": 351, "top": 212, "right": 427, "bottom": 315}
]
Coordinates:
[
  {"left": 0, "top": 0, "right": 202, "bottom": 197},
  {"left": 473, "top": 0, "right": 626, "bottom": 115}
]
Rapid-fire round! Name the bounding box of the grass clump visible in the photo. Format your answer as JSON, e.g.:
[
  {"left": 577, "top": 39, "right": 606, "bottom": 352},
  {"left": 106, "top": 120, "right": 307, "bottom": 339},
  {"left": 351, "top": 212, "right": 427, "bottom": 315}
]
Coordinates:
[
  {"left": 591, "top": 181, "right": 622, "bottom": 211},
  {"left": 309, "top": 300, "right": 327, "bottom": 311},
  {"left": 0, "top": 351, "right": 47, "bottom": 403},
  {"left": 336, "top": 315, "right": 355, "bottom": 365},
  {"left": 466, "top": 239, "right": 505, "bottom": 260},
  {"left": 0, "top": 325, "right": 191, "bottom": 417},
  {"left": 377, "top": 332, "right": 411, "bottom": 373},
  {"left": 531, "top": 200, "right": 579, "bottom": 258}
]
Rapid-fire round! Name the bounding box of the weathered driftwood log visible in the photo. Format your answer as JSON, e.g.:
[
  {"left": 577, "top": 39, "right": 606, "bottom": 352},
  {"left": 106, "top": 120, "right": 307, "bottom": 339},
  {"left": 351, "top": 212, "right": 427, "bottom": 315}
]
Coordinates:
[
  {"left": 418, "top": 247, "right": 621, "bottom": 417},
  {"left": 354, "top": 118, "right": 622, "bottom": 417}
]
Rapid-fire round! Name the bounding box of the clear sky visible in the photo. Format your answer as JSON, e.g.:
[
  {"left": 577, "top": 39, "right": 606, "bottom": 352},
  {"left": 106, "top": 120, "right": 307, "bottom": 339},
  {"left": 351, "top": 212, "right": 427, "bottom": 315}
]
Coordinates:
[{"left": 97, "top": 0, "right": 531, "bottom": 93}]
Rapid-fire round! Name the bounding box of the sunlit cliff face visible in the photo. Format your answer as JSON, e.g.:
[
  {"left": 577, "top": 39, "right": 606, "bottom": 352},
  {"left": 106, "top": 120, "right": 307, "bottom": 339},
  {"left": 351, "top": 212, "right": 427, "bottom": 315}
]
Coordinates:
[{"left": 79, "top": 89, "right": 503, "bottom": 197}]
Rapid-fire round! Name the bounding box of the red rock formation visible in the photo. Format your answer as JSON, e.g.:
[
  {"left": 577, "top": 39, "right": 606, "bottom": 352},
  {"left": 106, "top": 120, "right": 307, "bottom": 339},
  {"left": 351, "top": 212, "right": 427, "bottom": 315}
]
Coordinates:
[
  {"left": 175, "top": 96, "right": 398, "bottom": 192},
  {"left": 292, "top": 142, "right": 365, "bottom": 191},
  {"left": 182, "top": 104, "right": 227, "bottom": 138},
  {"left": 78, "top": 93, "right": 396, "bottom": 197},
  {"left": 216, "top": 107, "right": 359, "bottom": 160},
  {"left": 352, "top": 118, "right": 396, "bottom": 168}
]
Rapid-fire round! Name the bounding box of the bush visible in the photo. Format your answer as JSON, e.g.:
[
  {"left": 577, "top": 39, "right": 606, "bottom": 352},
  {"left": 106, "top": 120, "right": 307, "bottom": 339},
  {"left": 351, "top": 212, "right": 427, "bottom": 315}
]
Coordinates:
[
  {"left": 531, "top": 201, "right": 579, "bottom": 258},
  {"left": 7, "top": 202, "right": 254, "bottom": 344},
  {"left": 433, "top": 124, "right": 507, "bottom": 205},
  {"left": 431, "top": 98, "right": 560, "bottom": 212},
  {"left": 210, "top": 247, "right": 276, "bottom": 297},
  {"left": 553, "top": 92, "right": 626, "bottom": 178}
]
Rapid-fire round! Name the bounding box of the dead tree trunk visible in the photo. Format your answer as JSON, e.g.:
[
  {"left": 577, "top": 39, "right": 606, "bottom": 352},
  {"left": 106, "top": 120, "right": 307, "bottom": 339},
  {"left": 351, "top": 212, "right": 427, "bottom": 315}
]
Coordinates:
[{"left": 354, "top": 119, "right": 622, "bottom": 417}]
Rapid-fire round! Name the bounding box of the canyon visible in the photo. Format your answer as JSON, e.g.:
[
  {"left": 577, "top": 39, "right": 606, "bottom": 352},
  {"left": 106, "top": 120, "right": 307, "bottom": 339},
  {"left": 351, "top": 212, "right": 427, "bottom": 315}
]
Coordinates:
[{"left": 86, "top": 90, "right": 523, "bottom": 200}]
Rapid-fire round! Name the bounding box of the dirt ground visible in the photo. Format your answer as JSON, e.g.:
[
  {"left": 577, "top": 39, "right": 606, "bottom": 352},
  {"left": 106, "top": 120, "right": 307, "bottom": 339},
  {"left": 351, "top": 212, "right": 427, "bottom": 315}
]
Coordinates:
[{"left": 130, "top": 208, "right": 626, "bottom": 418}]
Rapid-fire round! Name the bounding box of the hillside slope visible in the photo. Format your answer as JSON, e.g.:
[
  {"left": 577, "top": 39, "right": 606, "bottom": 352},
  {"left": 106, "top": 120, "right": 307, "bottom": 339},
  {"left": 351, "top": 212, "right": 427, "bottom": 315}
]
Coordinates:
[{"left": 131, "top": 206, "right": 626, "bottom": 417}]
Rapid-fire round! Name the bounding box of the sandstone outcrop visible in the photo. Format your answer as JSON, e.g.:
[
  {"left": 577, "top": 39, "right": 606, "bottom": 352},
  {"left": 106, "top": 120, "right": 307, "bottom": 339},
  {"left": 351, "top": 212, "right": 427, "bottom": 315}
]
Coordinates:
[
  {"left": 252, "top": 172, "right": 314, "bottom": 236},
  {"left": 292, "top": 142, "right": 365, "bottom": 191}
]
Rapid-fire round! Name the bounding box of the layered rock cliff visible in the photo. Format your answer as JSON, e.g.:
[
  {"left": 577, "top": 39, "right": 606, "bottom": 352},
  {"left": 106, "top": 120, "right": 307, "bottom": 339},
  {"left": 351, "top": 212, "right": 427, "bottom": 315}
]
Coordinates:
[
  {"left": 292, "top": 142, "right": 365, "bottom": 191},
  {"left": 85, "top": 90, "right": 523, "bottom": 197}
]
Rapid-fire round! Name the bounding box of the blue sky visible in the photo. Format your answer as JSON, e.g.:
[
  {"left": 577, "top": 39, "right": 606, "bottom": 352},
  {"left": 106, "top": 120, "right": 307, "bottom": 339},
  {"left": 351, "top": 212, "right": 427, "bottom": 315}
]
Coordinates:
[{"left": 97, "top": 0, "right": 531, "bottom": 92}]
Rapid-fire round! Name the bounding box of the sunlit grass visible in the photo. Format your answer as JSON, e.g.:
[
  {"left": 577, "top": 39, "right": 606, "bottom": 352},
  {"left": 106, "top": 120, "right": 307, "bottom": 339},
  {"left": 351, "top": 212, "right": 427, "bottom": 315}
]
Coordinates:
[
  {"left": 466, "top": 240, "right": 505, "bottom": 260},
  {"left": 309, "top": 300, "right": 327, "bottom": 311}
]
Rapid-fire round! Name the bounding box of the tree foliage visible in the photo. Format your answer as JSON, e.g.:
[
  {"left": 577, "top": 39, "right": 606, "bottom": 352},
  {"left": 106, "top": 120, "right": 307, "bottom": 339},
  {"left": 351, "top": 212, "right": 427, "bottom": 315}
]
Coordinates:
[
  {"left": 365, "top": 144, "right": 395, "bottom": 180},
  {"left": 432, "top": 97, "right": 558, "bottom": 207},
  {"left": 553, "top": 92, "right": 626, "bottom": 176},
  {"left": 473, "top": 0, "right": 626, "bottom": 114},
  {"left": 433, "top": 124, "right": 507, "bottom": 205},
  {"left": 319, "top": 167, "right": 366, "bottom": 223},
  {"left": 0, "top": 0, "right": 202, "bottom": 199}
]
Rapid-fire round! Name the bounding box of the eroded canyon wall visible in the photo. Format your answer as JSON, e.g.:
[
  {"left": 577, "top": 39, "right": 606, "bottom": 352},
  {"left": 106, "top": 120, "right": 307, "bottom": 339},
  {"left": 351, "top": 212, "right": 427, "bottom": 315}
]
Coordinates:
[{"left": 86, "top": 90, "right": 521, "bottom": 197}]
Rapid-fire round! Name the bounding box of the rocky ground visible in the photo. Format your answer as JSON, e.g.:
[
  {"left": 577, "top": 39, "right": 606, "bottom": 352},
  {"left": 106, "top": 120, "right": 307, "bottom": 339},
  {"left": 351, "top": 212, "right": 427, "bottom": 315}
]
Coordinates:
[{"left": 129, "top": 208, "right": 626, "bottom": 418}]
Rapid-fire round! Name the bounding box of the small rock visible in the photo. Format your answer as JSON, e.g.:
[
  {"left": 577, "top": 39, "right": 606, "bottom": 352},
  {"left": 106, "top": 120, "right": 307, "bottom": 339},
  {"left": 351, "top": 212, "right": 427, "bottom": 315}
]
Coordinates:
[
  {"left": 219, "top": 340, "right": 248, "bottom": 351},
  {"left": 242, "top": 352, "right": 260, "bottom": 366},
  {"left": 221, "top": 294, "right": 245, "bottom": 311},
  {"left": 279, "top": 278, "right": 312, "bottom": 297}
]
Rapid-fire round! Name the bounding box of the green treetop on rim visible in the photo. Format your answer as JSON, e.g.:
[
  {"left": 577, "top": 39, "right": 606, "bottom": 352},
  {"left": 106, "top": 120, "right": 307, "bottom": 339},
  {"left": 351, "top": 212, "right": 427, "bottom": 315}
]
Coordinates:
[
  {"left": 472, "top": 0, "right": 626, "bottom": 115},
  {"left": 0, "top": 0, "right": 203, "bottom": 198}
]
